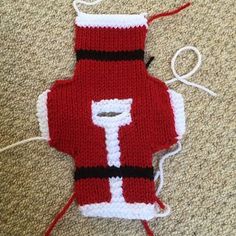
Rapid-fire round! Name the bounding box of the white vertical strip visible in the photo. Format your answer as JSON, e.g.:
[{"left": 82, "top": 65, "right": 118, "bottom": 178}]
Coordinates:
[
  {"left": 104, "top": 125, "right": 125, "bottom": 203},
  {"left": 36, "top": 90, "right": 50, "bottom": 140},
  {"left": 91, "top": 99, "right": 132, "bottom": 204},
  {"left": 104, "top": 126, "right": 121, "bottom": 167},
  {"left": 168, "top": 90, "right": 186, "bottom": 139},
  {"left": 109, "top": 177, "right": 125, "bottom": 202}
]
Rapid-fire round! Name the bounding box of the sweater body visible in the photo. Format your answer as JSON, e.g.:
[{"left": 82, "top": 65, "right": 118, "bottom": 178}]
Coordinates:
[{"left": 37, "top": 12, "right": 185, "bottom": 220}]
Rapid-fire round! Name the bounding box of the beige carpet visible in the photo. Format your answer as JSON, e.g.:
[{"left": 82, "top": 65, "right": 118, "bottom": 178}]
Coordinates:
[{"left": 1, "top": 0, "right": 235, "bottom": 235}]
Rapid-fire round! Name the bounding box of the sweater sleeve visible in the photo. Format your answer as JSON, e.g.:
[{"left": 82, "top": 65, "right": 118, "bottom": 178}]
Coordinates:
[
  {"left": 147, "top": 77, "right": 186, "bottom": 152},
  {"left": 36, "top": 80, "right": 79, "bottom": 157}
]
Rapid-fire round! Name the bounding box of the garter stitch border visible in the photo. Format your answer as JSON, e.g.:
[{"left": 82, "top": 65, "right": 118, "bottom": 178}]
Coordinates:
[
  {"left": 36, "top": 90, "right": 50, "bottom": 141},
  {"left": 75, "top": 12, "right": 148, "bottom": 29}
]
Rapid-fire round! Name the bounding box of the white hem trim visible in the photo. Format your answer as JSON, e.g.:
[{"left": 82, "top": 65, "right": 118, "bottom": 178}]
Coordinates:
[
  {"left": 80, "top": 202, "right": 160, "bottom": 220},
  {"left": 168, "top": 90, "right": 186, "bottom": 139},
  {"left": 75, "top": 12, "right": 148, "bottom": 29},
  {"left": 36, "top": 90, "right": 50, "bottom": 141}
]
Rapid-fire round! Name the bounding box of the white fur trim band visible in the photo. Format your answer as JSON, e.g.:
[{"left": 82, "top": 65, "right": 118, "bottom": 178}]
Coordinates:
[
  {"left": 75, "top": 12, "right": 148, "bottom": 29},
  {"left": 80, "top": 202, "right": 161, "bottom": 220},
  {"left": 36, "top": 90, "right": 50, "bottom": 140},
  {"left": 168, "top": 90, "right": 186, "bottom": 139}
]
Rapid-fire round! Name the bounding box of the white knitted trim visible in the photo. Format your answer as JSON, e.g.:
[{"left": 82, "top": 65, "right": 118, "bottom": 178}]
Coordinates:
[
  {"left": 92, "top": 98, "right": 132, "bottom": 205},
  {"left": 92, "top": 98, "right": 132, "bottom": 167},
  {"left": 80, "top": 202, "right": 160, "bottom": 220},
  {"left": 92, "top": 99, "right": 132, "bottom": 129},
  {"left": 36, "top": 90, "right": 50, "bottom": 141},
  {"left": 168, "top": 90, "right": 186, "bottom": 139},
  {"left": 110, "top": 177, "right": 125, "bottom": 203},
  {"left": 75, "top": 12, "right": 148, "bottom": 29}
]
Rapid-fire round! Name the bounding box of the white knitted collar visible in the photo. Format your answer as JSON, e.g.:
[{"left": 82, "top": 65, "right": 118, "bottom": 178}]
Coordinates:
[{"left": 75, "top": 12, "right": 148, "bottom": 29}]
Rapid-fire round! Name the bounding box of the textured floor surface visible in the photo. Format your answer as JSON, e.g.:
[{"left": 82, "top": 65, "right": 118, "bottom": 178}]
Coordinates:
[{"left": 0, "top": 0, "right": 235, "bottom": 235}]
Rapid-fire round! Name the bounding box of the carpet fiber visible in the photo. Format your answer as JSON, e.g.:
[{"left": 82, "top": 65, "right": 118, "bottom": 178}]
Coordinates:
[{"left": 1, "top": 0, "right": 235, "bottom": 235}]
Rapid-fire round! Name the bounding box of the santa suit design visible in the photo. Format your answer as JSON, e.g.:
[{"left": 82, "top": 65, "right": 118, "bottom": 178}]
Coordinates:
[{"left": 37, "top": 12, "right": 185, "bottom": 220}]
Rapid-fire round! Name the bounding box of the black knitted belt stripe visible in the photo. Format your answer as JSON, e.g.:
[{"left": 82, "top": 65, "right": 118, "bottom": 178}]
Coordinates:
[
  {"left": 76, "top": 49, "right": 144, "bottom": 61},
  {"left": 74, "top": 166, "right": 153, "bottom": 180}
]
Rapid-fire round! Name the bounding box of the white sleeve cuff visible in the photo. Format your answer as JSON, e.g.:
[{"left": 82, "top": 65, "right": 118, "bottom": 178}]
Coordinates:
[
  {"left": 36, "top": 90, "right": 50, "bottom": 141},
  {"left": 168, "top": 89, "right": 186, "bottom": 139}
]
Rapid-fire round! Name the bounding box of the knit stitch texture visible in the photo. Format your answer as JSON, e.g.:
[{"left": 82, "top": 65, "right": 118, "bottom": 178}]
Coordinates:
[{"left": 37, "top": 12, "right": 185, "bottom": 220}]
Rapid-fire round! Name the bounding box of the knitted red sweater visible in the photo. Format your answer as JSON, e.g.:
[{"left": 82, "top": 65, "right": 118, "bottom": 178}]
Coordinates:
[{"left": 37, "top": 12, "right": 185, "bottom": 220}]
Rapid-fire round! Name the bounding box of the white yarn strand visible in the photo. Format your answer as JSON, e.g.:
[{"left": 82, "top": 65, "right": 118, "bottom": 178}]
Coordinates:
[
  {"left": 155, "top": 204, "right": 171, "bottom": 218},
  {"left": 155, "top": 141, "right": 182, "bottom": 195},
  {"left": 0, "top": 137, "right": 47, "bottom": 153},
  {"left": 166, "top": 46, "right": 217, "bottom": 96},
  {"left": 73, "top": 0, "right": 104, "bottom": 14}
]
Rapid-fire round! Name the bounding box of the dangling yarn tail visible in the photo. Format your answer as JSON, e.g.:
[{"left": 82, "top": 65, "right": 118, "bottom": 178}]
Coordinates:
[
  {"left": 0, "top": 137, "right": 47, "bottom": 153},
  {"left": 148, "top": 2, "right": 191, "bottom": 25},
  {"left": 141, "top": 197, "right": 168, "bottom": 236},
  {"left": 155, "top": 197, "right": 165, "bottom": 210},
  {"left": 44, "top": 192, "right": 76, "bottom": 236},
  {"left": 146, "top": 56, "right": 155, "bottom": 68},
  {"left": 141, "top": 220, "right": 155, "bottom": 236}
]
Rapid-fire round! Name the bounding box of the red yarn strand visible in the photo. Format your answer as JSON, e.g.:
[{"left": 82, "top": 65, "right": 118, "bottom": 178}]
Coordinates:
[
  {"left": 155, "top": 196, "right": 165, "bottom": 210},
  {"left": 141, "top": 220, "right": 155, "bottom": 236},
  {"left": 148, "top": 2, "right": 191, "bottom": 25},
  {"left": 44, "top": 192, "right": 76, "bottom": 236}
]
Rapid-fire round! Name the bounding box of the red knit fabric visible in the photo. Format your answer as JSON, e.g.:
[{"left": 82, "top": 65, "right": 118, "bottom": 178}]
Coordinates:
[
  {"left": 47, "top": 24, "right": 177, "bottom": 205},
  {"left": 123, "top": 178, "right": 156, "bottom": 203},
  {"left": 31, "top": 3, "right": 192, "bottom": 235},
  {"left": 75, "top": 178, "right": 111, "bottom": 204},
  {"left": 75, "top": 26, "right": 147, "bottom": 51}
]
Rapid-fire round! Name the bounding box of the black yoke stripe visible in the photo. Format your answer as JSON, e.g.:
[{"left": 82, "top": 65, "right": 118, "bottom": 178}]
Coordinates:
[
  {"left": 74, "top": 166, "right": 153, "bottom": 180},
  {"left": 76, "top": 49, "right": 144, "bottom": 61}
]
